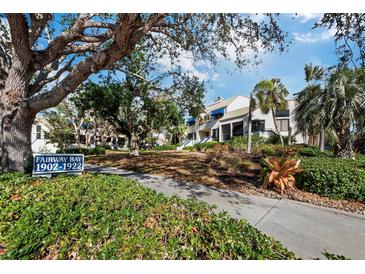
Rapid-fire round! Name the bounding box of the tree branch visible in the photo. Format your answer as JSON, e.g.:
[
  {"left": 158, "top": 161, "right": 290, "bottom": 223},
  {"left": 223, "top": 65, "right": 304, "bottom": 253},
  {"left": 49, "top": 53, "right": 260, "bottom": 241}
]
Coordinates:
[
  {"left": 33, "top": 14, "right": 104, "bottom": 67},
  {"left": 6, "top": 14, "right": 31, "bottom": 59},
  {"left": 28, "top": 14, "right": 166, "bottom": 112},
  {"left": 29, "top": 13, "right": 52, "bottom": 47},
  {"left": 28, "top": 56, "right": 75, "bottom": 96}
]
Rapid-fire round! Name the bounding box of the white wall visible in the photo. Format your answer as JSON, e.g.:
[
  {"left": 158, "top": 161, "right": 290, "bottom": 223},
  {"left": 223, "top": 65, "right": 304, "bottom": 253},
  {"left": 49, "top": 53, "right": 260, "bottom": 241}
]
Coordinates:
[
  {"left": 183, "top": 97, "right": 305, "bottom": 145},
  {"left": 31, "top": 122, "right": 58, "bottom": 153},
  {"left": 226, "top": 96, "right": 250, "bottom": 112},
  {"left": 251, "top": 100, "right": 304, "bottom": 143}
]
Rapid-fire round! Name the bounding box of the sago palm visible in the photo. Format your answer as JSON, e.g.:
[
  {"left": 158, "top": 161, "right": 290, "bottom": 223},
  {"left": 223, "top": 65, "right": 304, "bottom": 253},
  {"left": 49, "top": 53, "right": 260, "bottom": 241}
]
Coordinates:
[{"left": 253, "top": 78, "right": 289, "bottom": 145}]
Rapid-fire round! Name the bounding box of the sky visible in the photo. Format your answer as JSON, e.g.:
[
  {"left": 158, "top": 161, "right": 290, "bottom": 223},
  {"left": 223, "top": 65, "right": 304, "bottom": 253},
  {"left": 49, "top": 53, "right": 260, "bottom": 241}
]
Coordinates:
[
  {"left": 1, "top": 13, "right": 340, "bottom": 106},
  {"left": 173, "top": 13, "right": 339, "bottom": 105}
]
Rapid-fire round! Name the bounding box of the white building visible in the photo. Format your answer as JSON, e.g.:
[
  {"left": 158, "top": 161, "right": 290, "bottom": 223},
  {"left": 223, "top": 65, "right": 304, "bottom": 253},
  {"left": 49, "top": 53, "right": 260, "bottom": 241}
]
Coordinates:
[
  {"left": 182, "top": 96, "right": 304, "bottom": 147},
  {"left": 31, "top": 116, "right": 58, "bottom": 153},
  {"left": 31, "top": 115, "right": 130, "bottom": 153}
]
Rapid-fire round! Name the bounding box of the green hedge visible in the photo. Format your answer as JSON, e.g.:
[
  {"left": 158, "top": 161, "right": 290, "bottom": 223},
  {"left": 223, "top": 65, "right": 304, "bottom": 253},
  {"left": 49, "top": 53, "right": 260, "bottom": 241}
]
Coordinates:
[
  {"left": 193, "top": 141, "right": 219, "bottom": 151},
  {"left": 0, "top": 173, "right": 296, "bottom": 259},
  {"left": 58, "top": 147, "right": 106, "bottom": 155},
  {"left": 298, "top": 146, "right": 320, "bottom": 157},
  {"left": 226, "top": 134, "right": 266, "bottom": 150},
  {"left": 297, "top": 157, "right": 365, "bottom": 202},
  {"left": 151, "top": 144, "right": 179, "bottom": 151}
]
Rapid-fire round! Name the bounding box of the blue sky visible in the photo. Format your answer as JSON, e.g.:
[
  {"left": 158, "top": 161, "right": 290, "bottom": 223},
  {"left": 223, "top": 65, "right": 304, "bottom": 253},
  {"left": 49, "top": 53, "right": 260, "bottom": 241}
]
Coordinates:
[
  {"left": 192, "top": 13, "right": 339, "bottom": 104},
  {"left": 1, "top": 13, "right": 339, "bottom": 105}
]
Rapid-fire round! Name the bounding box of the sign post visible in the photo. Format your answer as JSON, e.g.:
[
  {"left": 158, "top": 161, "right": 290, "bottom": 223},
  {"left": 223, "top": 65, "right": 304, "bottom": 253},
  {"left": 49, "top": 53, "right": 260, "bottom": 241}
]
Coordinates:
[{"left": 32, "top": 154, "right": 84, "bottom": 177}]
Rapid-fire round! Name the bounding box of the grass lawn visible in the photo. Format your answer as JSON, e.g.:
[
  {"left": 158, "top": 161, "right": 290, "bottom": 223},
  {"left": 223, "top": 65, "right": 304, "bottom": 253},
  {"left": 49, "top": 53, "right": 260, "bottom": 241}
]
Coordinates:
[{"left": 0, "top": 172, "right": 296, "bottom": 259}]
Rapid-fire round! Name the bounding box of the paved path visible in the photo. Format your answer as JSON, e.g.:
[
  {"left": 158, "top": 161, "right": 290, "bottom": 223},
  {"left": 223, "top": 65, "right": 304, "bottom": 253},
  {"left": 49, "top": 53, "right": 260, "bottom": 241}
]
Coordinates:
[{"left": 85, "top": 164, "right": 365, "bottom": 259}]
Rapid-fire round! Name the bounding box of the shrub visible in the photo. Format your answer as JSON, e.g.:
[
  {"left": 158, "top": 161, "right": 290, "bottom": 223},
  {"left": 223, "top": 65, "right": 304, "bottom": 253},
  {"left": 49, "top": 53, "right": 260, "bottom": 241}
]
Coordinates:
[
  {"left": 296, "top": 157, "right": 365, "bottom": 201},
  {"left": 261, "top": 147, "right": 278, "bottom": 156},
  {"left": 261, "top": 157, "right": 302, "bottom": 194},
  {"left": 298, "top": 146, "right": 320, "bottom": 157},
  {"left": 256, "top": 144, "right": 280, "bottom": 156},
  {"left": 193, "top": 141, "right": 219, "bottom": 152},
  {"left": 58, "top": 147, "right": 106, "bottom": 155},
  {"left": 227, "top": 134, "right": 266, "bottom": 151},
  {"left": 0, "top": 173, "right": 296, "bottom": 259},
  {"left": 266, "top": 134, "right": 296, "bottom": 145},
  {"left": 182, "top": 146, "right": 194, "bottom": 151},
  {"left": 275, "top": 144, "right": 307, "bottom": 157},
  {"left": 151, "top": 144, "right": 178, "bottom": 151}
]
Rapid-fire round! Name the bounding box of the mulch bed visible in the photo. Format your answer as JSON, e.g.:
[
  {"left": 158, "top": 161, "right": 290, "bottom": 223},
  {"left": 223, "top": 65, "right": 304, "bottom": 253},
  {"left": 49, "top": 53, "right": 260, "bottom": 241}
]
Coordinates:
[{"left": 87, "top": 150, "right": 365, "bottom": 215}]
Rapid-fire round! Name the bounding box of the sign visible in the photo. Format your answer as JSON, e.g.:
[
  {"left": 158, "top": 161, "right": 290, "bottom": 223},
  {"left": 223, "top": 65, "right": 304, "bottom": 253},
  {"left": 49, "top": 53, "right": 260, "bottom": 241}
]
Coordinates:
[{"left": 33, "top": 154, "right": 84, "bottom": 176}]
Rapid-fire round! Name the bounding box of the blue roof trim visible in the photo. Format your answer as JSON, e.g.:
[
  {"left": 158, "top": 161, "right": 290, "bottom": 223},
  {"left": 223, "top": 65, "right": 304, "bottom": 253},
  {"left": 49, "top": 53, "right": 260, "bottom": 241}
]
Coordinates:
[
  {"left": 186, "top": 117, "right": 196, "bottom": 123},
  {"left": 211, "top": 107, "right": 225, "bottom": 116}
]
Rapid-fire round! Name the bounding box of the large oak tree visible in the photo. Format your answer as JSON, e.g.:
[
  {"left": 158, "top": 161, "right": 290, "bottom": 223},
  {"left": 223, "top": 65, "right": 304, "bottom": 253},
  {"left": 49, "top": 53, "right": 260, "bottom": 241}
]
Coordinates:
[{"left": 0, "top": 13, "right": 288, "bottom": 172}]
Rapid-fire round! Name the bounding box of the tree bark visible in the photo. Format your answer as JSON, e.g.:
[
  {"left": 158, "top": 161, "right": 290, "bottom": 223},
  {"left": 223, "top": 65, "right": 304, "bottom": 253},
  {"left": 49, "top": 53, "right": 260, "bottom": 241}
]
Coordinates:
[
  {"left": 335, "top": 123, "right": 355, "bottom": 159},
  {"left": 246, "top": 96, "right": 253, "bottom": 154},
  {"left": 1, "top": 109, "right": 35, "bottom": 172},
  {"left": 272, "top": 109, "right": 284, "bottom": 145},
  {"left": 129, "top": 131, "right": 140, "bottom": 157},
  {"left": 288, "top": 127, "right": 292, "bottom": 146},
  {"left": 72, "top": 121, "right": 81, "bottom": 148},
  {"left": 319, "top": 127, "right": 325, "bottom": 152}
]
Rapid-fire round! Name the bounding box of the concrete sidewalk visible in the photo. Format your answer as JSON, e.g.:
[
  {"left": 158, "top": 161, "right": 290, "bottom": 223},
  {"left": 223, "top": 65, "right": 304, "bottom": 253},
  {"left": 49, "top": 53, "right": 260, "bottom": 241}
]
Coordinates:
[{"left": 85, "top": 164, "right": 365, "bottom": 259}]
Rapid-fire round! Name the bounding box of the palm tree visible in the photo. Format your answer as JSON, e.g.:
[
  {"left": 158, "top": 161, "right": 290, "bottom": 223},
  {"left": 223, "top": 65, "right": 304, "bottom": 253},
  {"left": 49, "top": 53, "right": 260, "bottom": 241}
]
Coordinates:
[
  {"left": 294, "top": 64, "right": 326, "bottom": 151},
  {"left": 296, "top": 67, "right": 365, "bottom": 159},
  {"left": 253, "top": 78, "right": 289, "bottom": 146},
  {"left": 246, "top": 92, "right": 257, "bottom": 154},
  {"left": 322, "top": 69, "right": 365, "bottom": 158}
]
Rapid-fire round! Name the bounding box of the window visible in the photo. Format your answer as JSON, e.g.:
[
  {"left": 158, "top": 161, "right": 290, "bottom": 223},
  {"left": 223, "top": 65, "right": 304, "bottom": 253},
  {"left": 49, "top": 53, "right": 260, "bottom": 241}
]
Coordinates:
[
  {"left": 275, "top": 109, "right": 289, "bottom": 117},
  {"left": 232, "top": 122, "right": 243, "bottom": 137},
  {"left": 212, "top": 113, "right": 224, "bottom": 120},
  {"left": 118, "top": 138, "right": 126, "bottom": 146},
  {"left": 205, "top": 132, "right": 209, "bottom": 137},
  {"left": 187, "top": 133, "right": 196, "bottom": 140},
  {"left": 36, "top": 125, "right": 42, "bottom": 139},
  {"left": 275, "top": 119, "right": 289, "bottom": 132},
  {"left": 252, "top": 120, "right": 265, "bottom": 132},
  {"left": 44, "top": 131, "right": 49, "bottom": 140},
  {"left": 212, "top": 128, "right": 219, "bottom": 141},
  {"left": 221, "top": 124, "right": 231, "bottom": 141},
  {"left": 80, "top": 135, "right": 86, "bottom": 144}
]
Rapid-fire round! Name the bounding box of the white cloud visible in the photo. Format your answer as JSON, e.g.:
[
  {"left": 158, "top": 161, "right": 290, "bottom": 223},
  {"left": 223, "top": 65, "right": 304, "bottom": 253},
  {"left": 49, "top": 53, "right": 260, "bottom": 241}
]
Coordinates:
[
  {"left": 158, "top": 48, "right": 209, "bottom": 81},
  {"left": 293, "top": 28, "right": 336, "bottom": 43},
  {"left": 250, "top": 13, "right": 266, "bottom": 23},
  {"left": 295, "top": 13, "right": 322, "bottom": 23},
  {"left": 212, "top": 73, "right": 219, "bottom": 81}
]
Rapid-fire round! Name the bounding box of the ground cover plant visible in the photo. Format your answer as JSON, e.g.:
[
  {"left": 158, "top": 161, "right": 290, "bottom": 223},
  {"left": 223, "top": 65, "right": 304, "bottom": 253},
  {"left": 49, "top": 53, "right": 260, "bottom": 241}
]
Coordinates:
[
  {"left": 0, "top": 173, "right": 296, "bottom": 260},
  {"left": 297, "top": 156, "right": 365, "bottom": 202},
  {"left": 58, "top": 147, "right": 106, "bottom": 155},
  {"left": 151, "top": 144, "right": 180, "bottom": 151}
]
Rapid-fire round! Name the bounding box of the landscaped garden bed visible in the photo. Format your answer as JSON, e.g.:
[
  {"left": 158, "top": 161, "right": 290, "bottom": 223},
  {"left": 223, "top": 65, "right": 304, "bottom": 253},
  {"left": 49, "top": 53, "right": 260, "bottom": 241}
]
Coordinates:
[
  {"left": 0, "top": 172, "right": 296, "bottom": 259},
  {"left": 86, "top": 149, "right": 365, "bottom": 215}
]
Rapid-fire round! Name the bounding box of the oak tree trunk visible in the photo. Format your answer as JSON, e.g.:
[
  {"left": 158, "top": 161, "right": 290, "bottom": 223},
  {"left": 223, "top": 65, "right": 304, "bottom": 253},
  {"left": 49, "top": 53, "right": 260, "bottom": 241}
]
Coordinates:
[
  {"left": 129, "top": 131, "right": 140, "bottom": 157},
  {"left": 72, "top": 122, "right": 81, "bottom": 148},
  {"left": 1, "top": 109, "right": 35, "bottom": 172}
]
